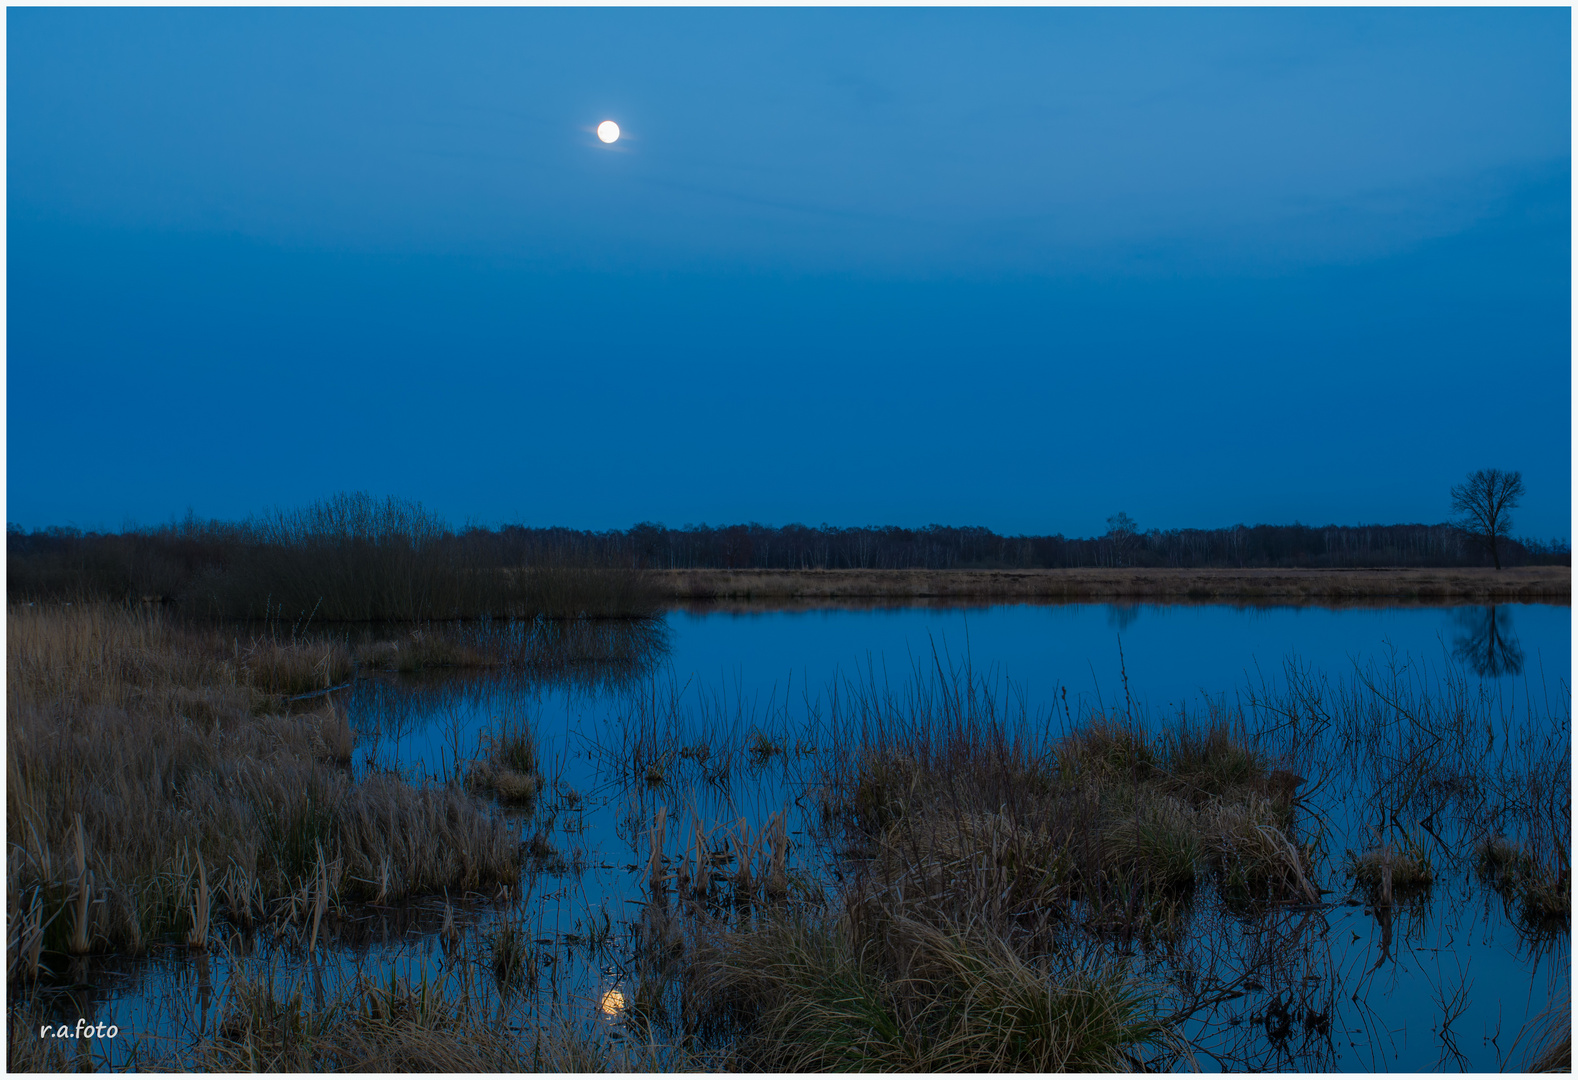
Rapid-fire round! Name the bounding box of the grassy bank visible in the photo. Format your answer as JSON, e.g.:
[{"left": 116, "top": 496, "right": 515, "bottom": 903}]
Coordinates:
[
  {"left": 659, "top": 565, "right": 1570, "bottom": 604},
  {"left": 6, "top": 605, "right": 523, "bottom": 973}
]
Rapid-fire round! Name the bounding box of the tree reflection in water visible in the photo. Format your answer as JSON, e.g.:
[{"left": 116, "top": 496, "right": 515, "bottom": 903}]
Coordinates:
[
  {"left": 1106, "top": 603, "right": 1141, "bottom": 632},
  {"left": 1451, "top": 605, "right": 1525, "bottom": 678}
]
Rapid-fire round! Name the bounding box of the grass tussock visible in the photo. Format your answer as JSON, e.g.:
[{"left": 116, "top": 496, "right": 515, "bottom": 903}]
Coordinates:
[
  {"left": 1529, "top": 1028, "right": 1572, "bottom": 1074},
  {"left": 1345, "top": 836, "right": 1435, "bottom": 903},
  {"left": 316, "top": 705, "right": 355, "bottom": 767},
  {"left": 1477, "top": 836, "right": 1569, "bottom": 926},
  {"left": 239, "top": 637, "right": 356, "bottom": 696},
  {"left": 822, "top": 706, "right": 1315, "bottom": 939},
  {"left": 466, "top": 717, "right": 544, "bottom": 809},
  {"left": 7, "top": 604, "right": 519, "bottom": 960},
  {"left": 1520, "top": 994, "right": 1573, "bottom": 1073},
  {"left": 701, "top": 900, "right": 1165, "bottom": 1071}
]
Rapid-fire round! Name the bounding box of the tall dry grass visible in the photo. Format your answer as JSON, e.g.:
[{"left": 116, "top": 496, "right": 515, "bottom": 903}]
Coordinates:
[
  {"left": 815, "top": 684, "right": 1315, "bottom": 939},
  {"left": 6, "top": 604, "right": 519, "bottom": 965},
  {"left": 701, "top": 904, "right": 1165, "bottom": 1071},
  {"left": 1522, "top": 997, "right": 1573, "bottom": 1073},
  {"left": 465, "top": 716, "right": 544, "bottom": 809},
  {"left": 659, "top": 565, "right": 1571, "bottom": 604}
]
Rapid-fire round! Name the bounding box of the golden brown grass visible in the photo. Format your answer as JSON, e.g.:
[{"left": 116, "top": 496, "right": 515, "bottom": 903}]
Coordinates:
[
  {"left": 6, "top": 604, "right": 519, "bottom": 960},
  {"left": 239, "top": 637, "right": 356, "bottom": 695},
  {"left": 465, "top": 716, "right": 544, "bottom": 809},
  {"left": 700, "top": 902, "right": 1168, "bottom": 1071},
  {"left": 1347, "top": 837, "right": 1435, "bottom": 903},
  {"left": 820, "top": 710, "right": 1314, "bottom": 935},
  {"left": 7, "top": 1008, "right": 76, "bottom": 1072},
  {"left": 660, "top": 566, "right": 1569, "bottom": 604}
]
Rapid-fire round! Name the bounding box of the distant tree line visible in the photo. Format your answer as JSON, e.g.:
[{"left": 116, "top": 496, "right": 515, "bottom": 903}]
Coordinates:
[
  {"left": 467, "top": 519, "right": 1568, "bottom": 571},
  {"left": 11, "top": 500, "right": 1566, "bottom": 617},
  {"left": 5, "top": 494, "right": 662, "bottom": 621}
]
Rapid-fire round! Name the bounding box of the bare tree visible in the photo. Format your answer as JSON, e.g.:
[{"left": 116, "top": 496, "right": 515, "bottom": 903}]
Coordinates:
[
  {"left": 1106, "top": 511, "right": 1138, "bottom": 566},
  {"left": 1449, "top": 468, "right": 1525, "bottom": 570}
]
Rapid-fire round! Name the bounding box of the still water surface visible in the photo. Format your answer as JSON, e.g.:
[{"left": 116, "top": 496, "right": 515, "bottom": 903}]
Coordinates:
[{"left": 660, "top": 600, "right": 1567, "bottom": 718}]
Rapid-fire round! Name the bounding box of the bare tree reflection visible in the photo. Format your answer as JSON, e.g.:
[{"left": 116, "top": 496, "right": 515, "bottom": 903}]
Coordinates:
[{"left": 1451, "top": 605, "right": 1525, "bottom": 678}]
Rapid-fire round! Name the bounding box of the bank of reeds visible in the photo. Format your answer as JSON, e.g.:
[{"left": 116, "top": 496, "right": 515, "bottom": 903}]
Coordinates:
[
  {"left": 6, "top": 604, "right": 520, "bottom": 966},
  {"left": 352, "top": 629, "right": 496, "bottom": 674},
  {"left": 343, "top": 617, "right": 668, "bottom": 685},
  {"left": 184, "top": 968, "right": 533, "bottom": 1071}
]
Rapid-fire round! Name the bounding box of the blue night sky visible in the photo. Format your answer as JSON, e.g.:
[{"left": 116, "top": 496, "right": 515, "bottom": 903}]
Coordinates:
[{"left": 7, "top": 7, "right": 1571, "bottom": 539}]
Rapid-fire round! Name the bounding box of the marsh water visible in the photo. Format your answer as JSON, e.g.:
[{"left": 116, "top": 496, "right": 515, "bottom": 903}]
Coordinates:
[{"left": 23, "top": 601, "right": 1571, "bottom": 1071}]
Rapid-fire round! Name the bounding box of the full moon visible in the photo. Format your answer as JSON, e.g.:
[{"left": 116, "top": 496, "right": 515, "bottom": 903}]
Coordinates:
[{"left": 596, "top": 120, "right": 620, "bottom": 144}]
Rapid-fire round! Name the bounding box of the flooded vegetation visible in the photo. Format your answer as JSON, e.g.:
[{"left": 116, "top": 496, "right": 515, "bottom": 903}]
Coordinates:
[{"left": 7, "top": 600, "right": 1568, "bottom": 1071}]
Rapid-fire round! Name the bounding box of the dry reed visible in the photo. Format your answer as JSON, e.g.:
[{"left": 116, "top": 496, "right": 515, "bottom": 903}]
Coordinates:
[
  {"left": 464, "top": 716, "right": 543, "bottom": 809},
  {"left": 7, "top": 603, "right": 520, "bottom": 958},
  {"left": 660, "top": 565, "right": 1569, "bottom": 604},
  {"left": 701, "top": 900, "right": 1168, "bottom": 1071}
]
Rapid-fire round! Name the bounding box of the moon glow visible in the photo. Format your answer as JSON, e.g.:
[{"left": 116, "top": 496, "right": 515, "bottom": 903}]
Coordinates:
[{"left": 596, "top": 120, "right": 620, "bottom": 144}]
